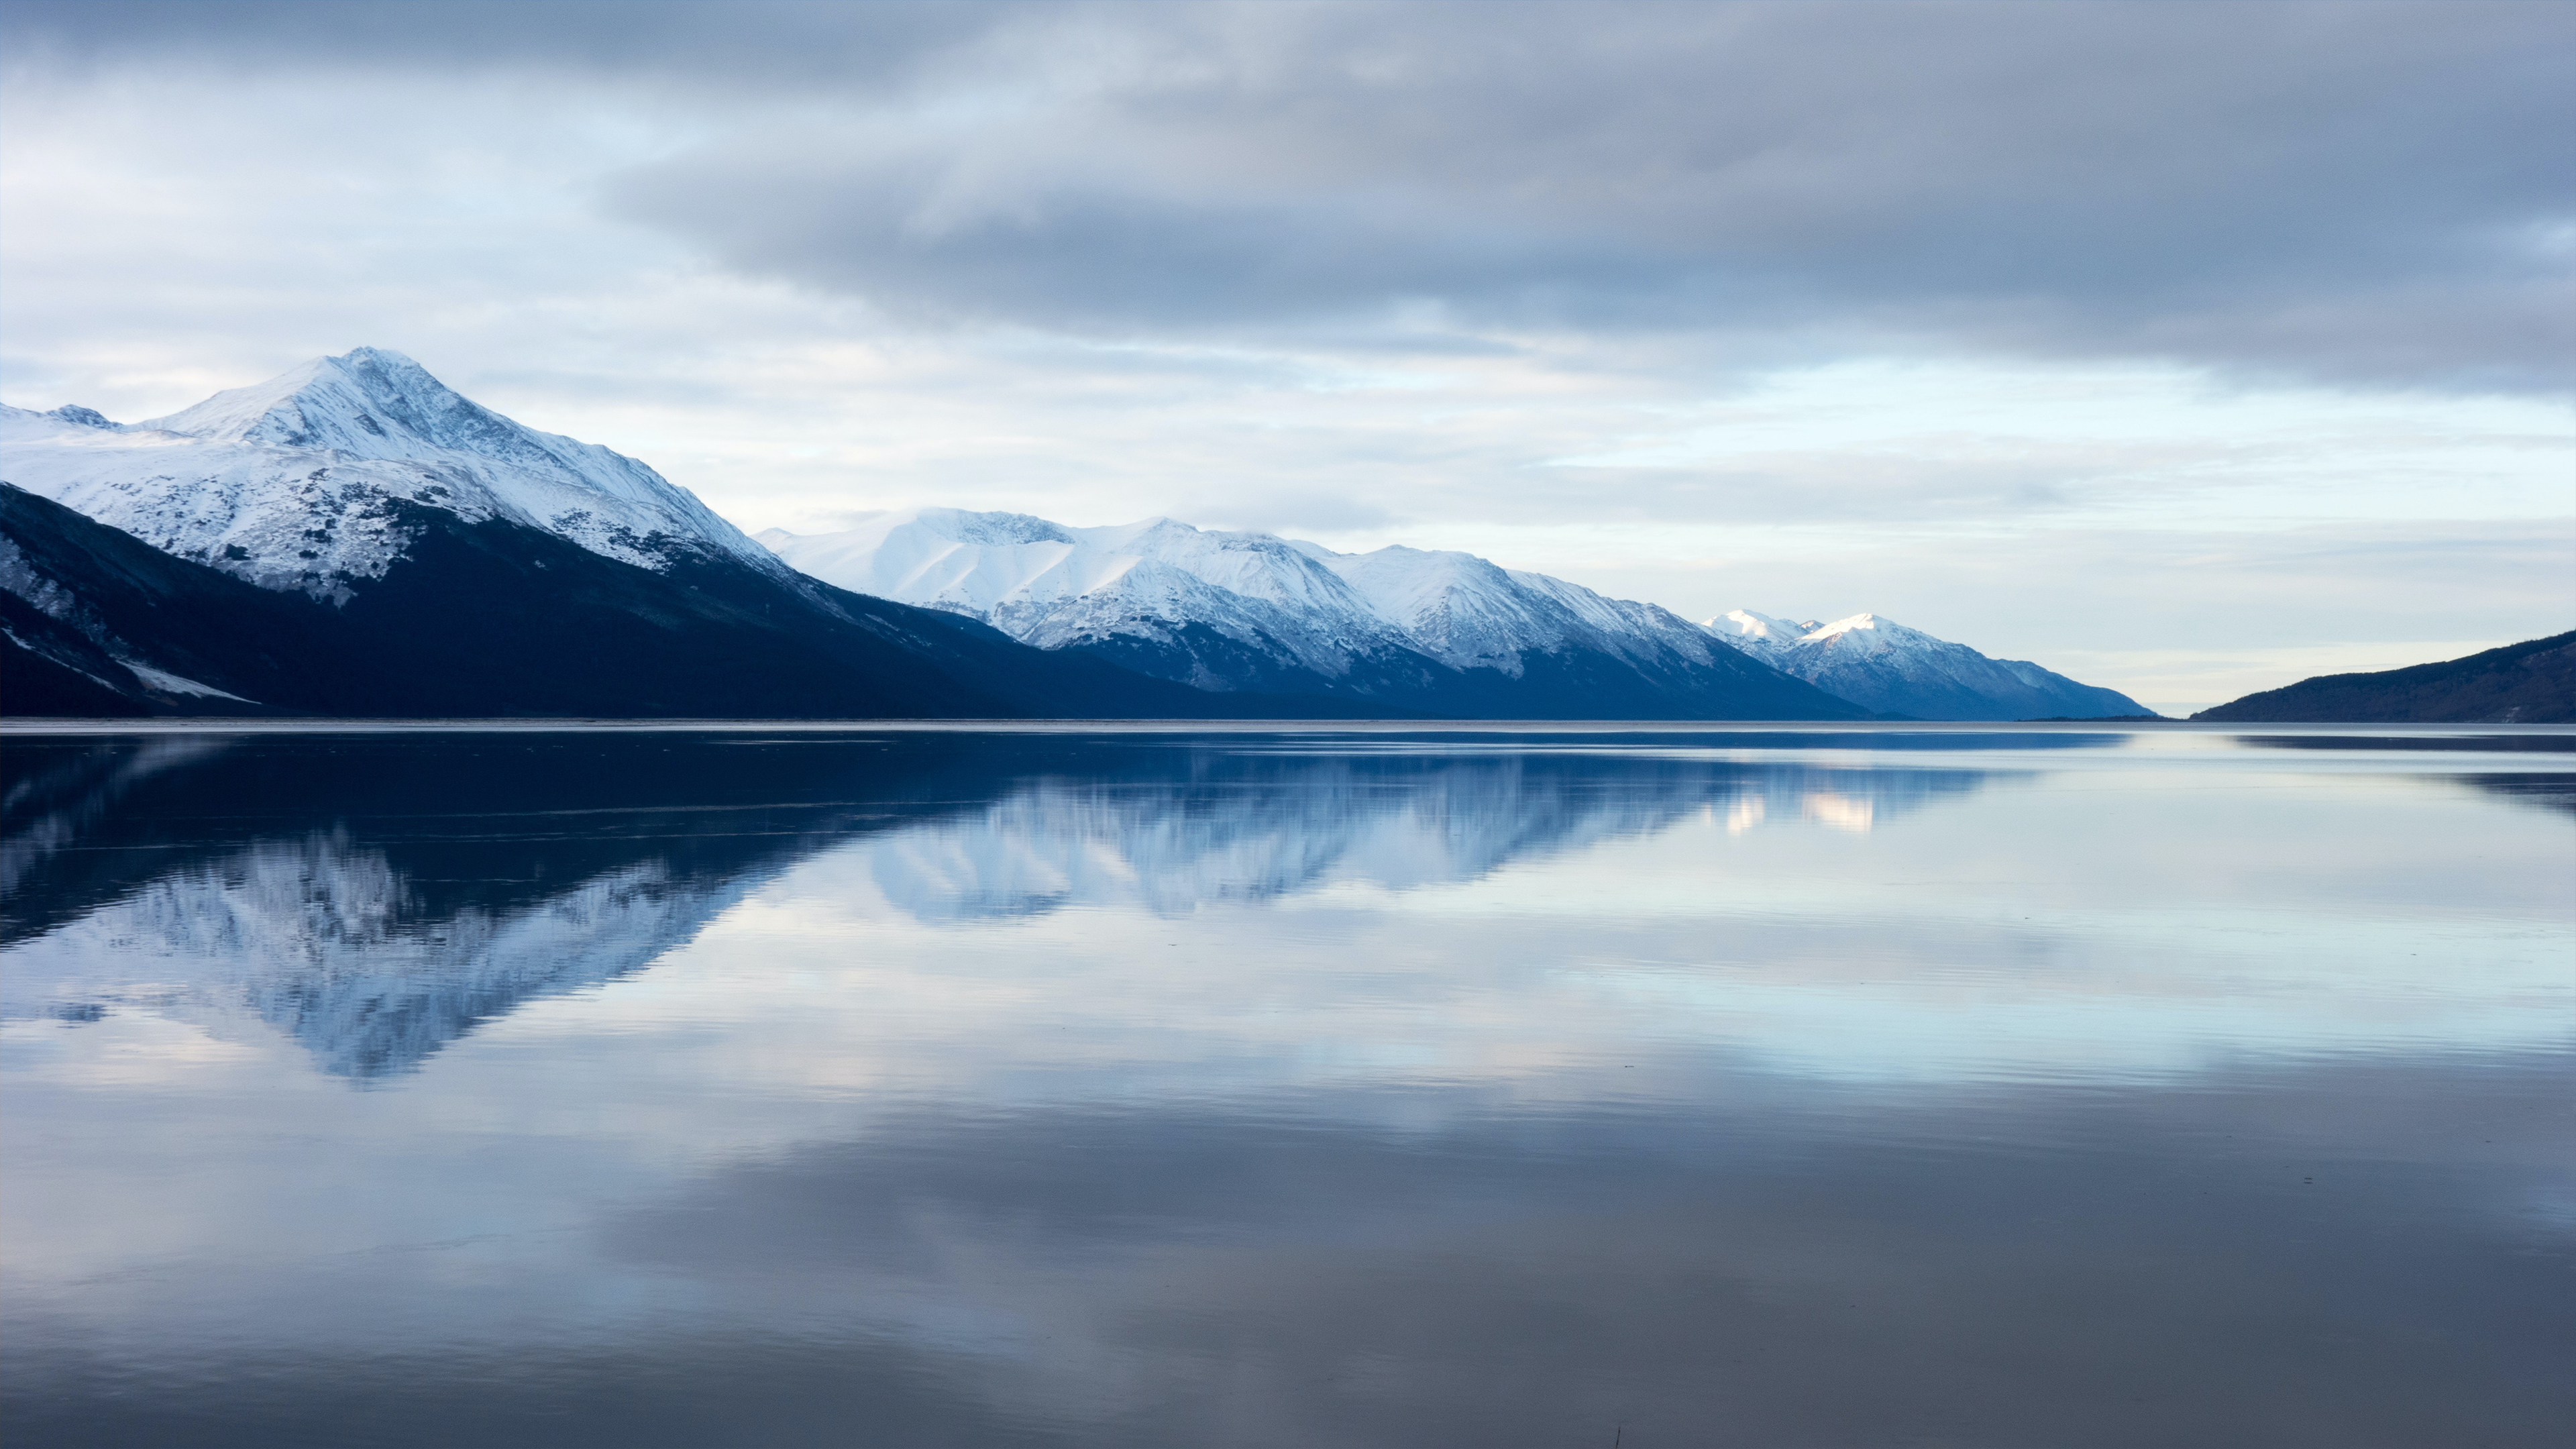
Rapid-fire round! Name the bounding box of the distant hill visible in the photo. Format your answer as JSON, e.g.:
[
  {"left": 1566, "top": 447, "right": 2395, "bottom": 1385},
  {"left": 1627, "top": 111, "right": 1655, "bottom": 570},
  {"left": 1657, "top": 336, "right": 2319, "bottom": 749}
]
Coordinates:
[{"left": 2192, "top": 632, "right": 2576, "bottom": 723}]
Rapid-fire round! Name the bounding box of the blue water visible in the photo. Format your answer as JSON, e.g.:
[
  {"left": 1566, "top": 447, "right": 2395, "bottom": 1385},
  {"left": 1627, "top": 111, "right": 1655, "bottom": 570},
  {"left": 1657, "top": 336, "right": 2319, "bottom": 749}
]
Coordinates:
[{"left": 1, "top": 724, "right": 2569, "bottom": 1446}]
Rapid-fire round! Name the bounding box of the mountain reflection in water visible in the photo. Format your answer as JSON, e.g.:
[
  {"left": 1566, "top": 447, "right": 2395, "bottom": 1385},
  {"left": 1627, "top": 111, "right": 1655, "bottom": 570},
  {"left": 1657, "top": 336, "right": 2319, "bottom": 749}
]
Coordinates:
[
  {"left": 0, "top": 724, "right": 2567, "bottom": 1449},
  {"left": 0, "top": 731, "right": 2017, "bottom": 1077}
]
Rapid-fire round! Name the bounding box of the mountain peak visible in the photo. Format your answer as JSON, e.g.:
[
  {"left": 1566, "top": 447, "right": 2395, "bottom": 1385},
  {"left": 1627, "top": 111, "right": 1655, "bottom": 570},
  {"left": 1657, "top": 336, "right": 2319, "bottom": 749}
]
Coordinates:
[
  {"left": 17, "top": 347, "right": 785, "bottom": 586},
  {"left": 1704, "top": 609, "right": 1814, "bottom": 653},
  {"left": 1799, "top": 614, "right": 1952, "bottom": 663},
  {"left": 136, "top": 347, "right": 493, "bottom": 458},
  {"left": 918, "top": 507, "right": 1079, "bottom": 547},
  {"left": 1805, "top": 611, "right": 1919, "bottom": 641},
  {"left": 1809, "top": 611, "right": 1880, "bottom": 634}
]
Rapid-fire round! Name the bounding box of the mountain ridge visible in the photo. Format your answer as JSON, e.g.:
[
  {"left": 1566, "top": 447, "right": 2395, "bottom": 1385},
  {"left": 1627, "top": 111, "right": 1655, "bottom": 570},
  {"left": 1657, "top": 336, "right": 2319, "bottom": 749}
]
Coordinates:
[
  {"left": 764, "top": 507, "right": 1871, "bottom": 720},
  {"left": 1703, "top": 608, "right": 2153, "bottom": 720},
  {"left": 8, "top": 347, "right": 2146, "bottom": 722}
]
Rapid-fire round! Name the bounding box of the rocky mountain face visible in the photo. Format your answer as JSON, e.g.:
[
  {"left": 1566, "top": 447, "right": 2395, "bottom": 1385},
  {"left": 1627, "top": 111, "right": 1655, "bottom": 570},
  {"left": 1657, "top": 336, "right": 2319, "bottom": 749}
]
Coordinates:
[
  {"left": 763, "top": 509, "right": 1868, "bottom": 720},
  {"left": 1704, "top": 610, "right": 2154, "bottom": 720}
]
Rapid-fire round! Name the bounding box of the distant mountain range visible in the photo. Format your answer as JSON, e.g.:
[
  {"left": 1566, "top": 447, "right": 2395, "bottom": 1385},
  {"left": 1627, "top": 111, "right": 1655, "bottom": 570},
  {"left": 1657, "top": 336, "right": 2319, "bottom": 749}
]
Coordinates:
[
  {"left": 2193, "top": 632, "right": 2575, "bottom": 723},
  {"left": 765, "top": 509, "right": 2149, "bottom": 720},
  {"left": 5, "top": 347, "right": 2151, "bottom": 720},
  {"left": 762, "top": 508, "right": 1864, "bottom": 718}
]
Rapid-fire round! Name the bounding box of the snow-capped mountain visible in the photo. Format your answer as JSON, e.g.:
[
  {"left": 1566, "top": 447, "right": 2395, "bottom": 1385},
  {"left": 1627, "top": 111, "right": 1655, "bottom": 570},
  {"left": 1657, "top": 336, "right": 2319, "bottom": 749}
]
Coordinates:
[
  {"left": 2, "top": 348, "right": 785, "bottom": 598},
  {"left": 761, "top": 508, "right": 1460, "bottom": 701},
  {"left": 765, "top": 509, "right": 1865, "bottom": 720},
  {"left": 2, "top": 353, "right": 1286, "bottom": 719},
  {"left": 3, "top": 346, "right": 2139, "bottom": 723},
  {"left": 1705, "top": 610, "right": 2153, "bottom": 720}
]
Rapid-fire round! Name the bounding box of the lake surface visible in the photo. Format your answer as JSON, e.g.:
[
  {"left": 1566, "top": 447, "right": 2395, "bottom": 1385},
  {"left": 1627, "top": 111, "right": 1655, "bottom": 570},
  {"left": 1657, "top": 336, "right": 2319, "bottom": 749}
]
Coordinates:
[{"left": 1, "top": 723, "right": 2569, "bottom": 1448}]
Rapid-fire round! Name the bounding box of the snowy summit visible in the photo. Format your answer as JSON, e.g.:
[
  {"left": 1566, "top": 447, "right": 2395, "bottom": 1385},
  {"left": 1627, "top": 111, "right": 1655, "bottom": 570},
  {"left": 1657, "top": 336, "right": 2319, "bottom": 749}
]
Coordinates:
[{"left": 0, "top": 347, "right": 782, "bottom": 599}]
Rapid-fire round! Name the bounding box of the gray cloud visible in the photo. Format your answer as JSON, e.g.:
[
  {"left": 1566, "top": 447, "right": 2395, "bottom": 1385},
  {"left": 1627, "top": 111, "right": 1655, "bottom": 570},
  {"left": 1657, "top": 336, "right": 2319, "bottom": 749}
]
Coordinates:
[
  {"left": 614, "top": 2, "right": 2573, "bottom": 391},
  {"left": 7, "top": 1, "right": 2567, "bottom": 392},
  {"left": 0, "top": 0, "right": 1020, "bottom": 85}
]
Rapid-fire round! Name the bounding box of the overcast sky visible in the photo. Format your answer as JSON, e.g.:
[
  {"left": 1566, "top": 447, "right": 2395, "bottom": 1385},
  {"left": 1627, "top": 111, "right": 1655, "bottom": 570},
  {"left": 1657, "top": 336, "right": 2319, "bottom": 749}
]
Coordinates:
[{"left": 3, "top": 0, "right": 2569, "bottom": 708}]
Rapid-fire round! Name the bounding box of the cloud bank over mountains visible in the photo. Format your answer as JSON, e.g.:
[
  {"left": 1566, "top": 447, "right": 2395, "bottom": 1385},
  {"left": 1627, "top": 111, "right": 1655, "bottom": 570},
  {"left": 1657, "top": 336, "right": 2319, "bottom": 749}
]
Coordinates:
[{"left": 13, "top": 0, "right": 2567, "bottom": 390}]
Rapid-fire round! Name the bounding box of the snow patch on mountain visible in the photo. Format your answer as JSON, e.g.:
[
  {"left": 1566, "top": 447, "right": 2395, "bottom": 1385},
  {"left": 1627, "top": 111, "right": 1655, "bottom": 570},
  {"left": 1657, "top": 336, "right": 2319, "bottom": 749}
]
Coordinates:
[
  {"left": 1705, "top": 608, "right": 1822, "bottom": 657},
  {"left": 117, "top": 661, "right": 252, "bottom": 702},
  {"left": 1, "top": 349, "right": 782, "bottom": 600},
  {"left": 1703, "top": 610, "right": 2153, "bottom": 720}
]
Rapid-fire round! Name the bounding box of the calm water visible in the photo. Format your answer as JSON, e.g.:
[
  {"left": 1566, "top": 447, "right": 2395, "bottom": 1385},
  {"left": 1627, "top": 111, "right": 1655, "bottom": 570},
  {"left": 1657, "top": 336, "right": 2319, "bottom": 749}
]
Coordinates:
[{"left": 1, "top": 723, "right": 2569, "bottom": 1448}]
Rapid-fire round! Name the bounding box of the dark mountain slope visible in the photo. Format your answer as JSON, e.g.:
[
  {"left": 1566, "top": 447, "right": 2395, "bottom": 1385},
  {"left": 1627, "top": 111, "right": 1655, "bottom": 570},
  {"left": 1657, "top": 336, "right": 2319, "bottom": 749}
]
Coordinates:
[
  {"left": 2, "top": 482, "right": 354, "bottom": 715},
  {"left": 0, "top": 484, "right": 1384, "bottom": 719},
  {"left": 0, "top": 611, "right": 146, "bottom": 715},
  {"left": 821, "top": 586, "right": 1409, "bottom": 720},
  {"left": 1493, "top": 640, "right": 1871, "bottom": 722},
  {"left": 331, "top": 506, "right": 1012, "bottom": 717},
  {"left": 2192, "top": 631, "right": 2575, "bottom": 723},
  {"left": 1047, "top": 616, "right": 1871, "bottom": 720}
]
